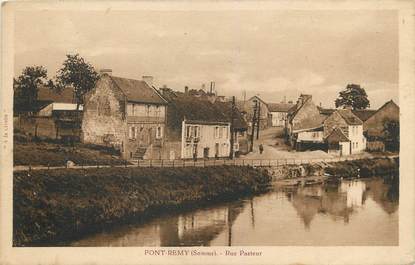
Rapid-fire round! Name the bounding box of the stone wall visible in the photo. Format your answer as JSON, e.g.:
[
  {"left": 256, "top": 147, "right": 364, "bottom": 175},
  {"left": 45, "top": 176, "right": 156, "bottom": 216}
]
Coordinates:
[
  {"left": 323, "top": 112, "right": 348, "bottom": 138},
  {"left": 81, "top": 76, "right": 127, "bottom": 153}
]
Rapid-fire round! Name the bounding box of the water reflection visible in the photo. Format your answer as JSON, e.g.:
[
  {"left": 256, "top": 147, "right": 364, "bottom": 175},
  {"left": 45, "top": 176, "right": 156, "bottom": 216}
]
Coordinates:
[{"left": 72, "top": 176, "right": 398, "bottom": 247}]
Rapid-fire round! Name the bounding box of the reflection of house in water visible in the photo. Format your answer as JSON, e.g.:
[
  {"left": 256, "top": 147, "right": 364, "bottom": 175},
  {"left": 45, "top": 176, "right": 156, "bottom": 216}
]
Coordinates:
[
  {"left": 340, "top": 180, "right": 366, "bottom": 208},
  {"left": 159, "top": 202, "right": 245, "bottom": 246},
  {"left": 291, "top": 180, "right": 368, "bottom": 228}
]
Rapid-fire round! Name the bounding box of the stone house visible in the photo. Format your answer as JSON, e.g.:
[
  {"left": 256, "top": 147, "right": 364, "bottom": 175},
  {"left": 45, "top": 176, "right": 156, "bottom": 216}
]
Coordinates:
[
  {"left": 81, "top": 73, "right": 168, "bottom": 159},
  {"left": 267, "top": 102, "right": 295, "bottom": 127},
  {"left": 286, "top": 95, "right": 326, "bottom": 150},
  {"left": 323, "top": 109, "right": 366, "bottom": 155},
  {"left": 353, "top": 100, "right": 399, "bottom": 151}
]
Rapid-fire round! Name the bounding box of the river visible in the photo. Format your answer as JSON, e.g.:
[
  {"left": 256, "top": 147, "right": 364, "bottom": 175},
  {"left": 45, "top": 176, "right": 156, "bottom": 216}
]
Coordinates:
[{"left": 71, "top": 176, "right": 399, "bottom": 246}]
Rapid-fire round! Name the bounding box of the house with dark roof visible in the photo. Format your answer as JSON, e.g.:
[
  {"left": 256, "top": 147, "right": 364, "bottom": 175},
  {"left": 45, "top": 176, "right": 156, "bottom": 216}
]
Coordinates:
[
  {"left": 81, "top": 72, "right": 168, "bottom": 159},
  {"left": 164, "top": 95, "right": 232, "bottom": 159},
  {"left": 267, "top": 102, "right": 295, "bottom": 127},
  {"left": 358, "top": 100, "right": 399, "bottom": 151},
  {"left": 323, "top": 109, "right": 366, "bottom": 155}
]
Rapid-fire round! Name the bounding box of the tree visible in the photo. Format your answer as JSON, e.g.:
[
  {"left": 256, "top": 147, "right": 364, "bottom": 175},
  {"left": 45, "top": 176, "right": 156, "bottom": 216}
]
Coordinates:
[
  {"left": 383, "top": 119, "right": 399, "bottom": 151},
  {"left": 335, "top": 84, "right": 370, "bottom": 110},
  {"left": 13, "top": 66, "right": 50, "bottom": 113},
  {"left": 55, "top": 54, "right": 99, "bottom": 109}
]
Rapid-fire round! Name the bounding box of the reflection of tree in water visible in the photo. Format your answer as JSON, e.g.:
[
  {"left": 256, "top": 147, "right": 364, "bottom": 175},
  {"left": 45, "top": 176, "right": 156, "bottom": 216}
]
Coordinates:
[
  {"left": 365, "top": 176, "right": 399, "bottom": 215},
  {"left": 159, "top": 201, "right": 245, "bottom": 246}
]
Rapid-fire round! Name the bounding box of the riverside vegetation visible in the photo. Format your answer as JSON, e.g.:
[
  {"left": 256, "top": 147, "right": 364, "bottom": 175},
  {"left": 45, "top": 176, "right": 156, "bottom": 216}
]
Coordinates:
[
  {"left": 13, "top": 157, "right": 398, "bottom": 246},
  {"left": 13, "top": 166, "right": 271, "bottom": 246}
]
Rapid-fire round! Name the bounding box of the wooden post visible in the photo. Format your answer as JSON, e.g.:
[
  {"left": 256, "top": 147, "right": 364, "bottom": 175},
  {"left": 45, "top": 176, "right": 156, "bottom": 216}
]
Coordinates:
[
  {"left": 250, "top": 100, "right": 258, "bottom": 152},
  {"left": 229, "top": 96, "right": 235, "bottom": 159},
  {"left": 256, "top": 101, "right": 261, "bottom": 140}
]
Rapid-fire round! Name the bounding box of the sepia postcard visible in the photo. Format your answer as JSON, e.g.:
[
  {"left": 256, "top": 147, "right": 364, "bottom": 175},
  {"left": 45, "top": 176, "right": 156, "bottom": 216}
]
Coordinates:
[{"left": 1, "top": 1, "right": 414, "bottom": 264}]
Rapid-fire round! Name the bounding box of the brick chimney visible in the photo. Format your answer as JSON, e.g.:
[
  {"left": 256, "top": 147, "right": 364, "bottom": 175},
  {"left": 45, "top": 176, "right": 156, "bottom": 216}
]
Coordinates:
[
  {"left": 99, "top": 69, "right": 112, "bottom": 76},
  {"left": 142, "top": 76, "right": 154, "bottom": 87}
]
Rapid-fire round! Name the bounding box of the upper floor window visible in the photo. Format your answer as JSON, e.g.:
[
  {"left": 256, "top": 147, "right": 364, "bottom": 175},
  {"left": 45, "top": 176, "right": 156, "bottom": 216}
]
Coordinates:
[
  {"left": 146, "top": 105, "right": 150, "bottom": 116},
  {"left": 215, "top": 127, "right": 219, "bottom": 138}
]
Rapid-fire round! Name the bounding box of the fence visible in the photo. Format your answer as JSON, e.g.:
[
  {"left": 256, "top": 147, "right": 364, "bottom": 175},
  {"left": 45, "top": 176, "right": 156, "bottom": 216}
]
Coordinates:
[{"left": 14, "top": 155, "right": 396, "bottom": 172}]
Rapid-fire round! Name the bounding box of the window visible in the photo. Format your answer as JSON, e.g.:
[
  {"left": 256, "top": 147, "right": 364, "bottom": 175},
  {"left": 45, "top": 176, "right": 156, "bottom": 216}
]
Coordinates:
[
  {"left": 129, "top": 126, "right": 136, "bottom": 139},
  {"left": 215, "top": 127, "right": 219, "bottom": 138},
  {"left": 219, "top": 127, "right": 223, "bottom": 138},
  {"left": 156, "top": 126, "right": 163, "bottom": 139},
  {"left": 186, "top": 126, "right": 192, "bottom": 138},
  {"left": 193, "top": 126, "right": 200, "bottom": 138},
  {"left": 356, "top": 142, "right": 358, "bottom": 149},
  {"left": 146, "top": 105, "right": 150, "bottom": 116},
  {"left": 155, "top": 106, "right": 161, "bottom": 117}
]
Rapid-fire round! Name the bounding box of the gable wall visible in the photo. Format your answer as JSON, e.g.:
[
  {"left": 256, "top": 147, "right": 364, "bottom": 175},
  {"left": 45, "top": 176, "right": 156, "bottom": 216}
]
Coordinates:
[
  {"left": 81, "top": 76, "right": 127, "bottom": 151},
  {"left": 323, "top": 112, "right": 349, "bottom": 138}
]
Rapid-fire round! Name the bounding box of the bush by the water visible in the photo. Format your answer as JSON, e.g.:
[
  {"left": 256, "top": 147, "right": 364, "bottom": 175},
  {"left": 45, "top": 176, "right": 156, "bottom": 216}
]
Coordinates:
[
  {"left": 325, "top": 157, "right": 399, "bottom": 177},
  {"left": 13, "top": 166, "right": 271, "bottom": 246}
]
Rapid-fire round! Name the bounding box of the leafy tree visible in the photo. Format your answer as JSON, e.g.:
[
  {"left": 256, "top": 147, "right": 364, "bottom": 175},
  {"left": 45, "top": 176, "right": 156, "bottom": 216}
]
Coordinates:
[
  {"left": 383, "top": 119, "right": 399, "bottom": 151},
  {"left": 55, "top": 54, "right": 99, "bottom": 109},
  {"left": 13, "top": 66, "right": 50, "bottom": 113},
  {"left": 335, "top": 84, "right": 370, "bottom": 110}
]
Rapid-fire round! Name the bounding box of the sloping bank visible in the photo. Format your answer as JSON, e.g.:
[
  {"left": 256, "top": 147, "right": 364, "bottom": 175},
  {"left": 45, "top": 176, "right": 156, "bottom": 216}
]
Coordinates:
[
  {"left": 13, "top": 166, "right": 271, "bottom": 246},
  {"left": 268, "top": 157, "right": 399, "bottom": 180}
]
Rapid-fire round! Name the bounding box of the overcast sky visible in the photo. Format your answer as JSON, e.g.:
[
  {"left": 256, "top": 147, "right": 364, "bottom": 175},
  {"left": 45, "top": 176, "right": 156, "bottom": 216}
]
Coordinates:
[{"left": 15, "top": 9, "right": 398, "bottom": 108}]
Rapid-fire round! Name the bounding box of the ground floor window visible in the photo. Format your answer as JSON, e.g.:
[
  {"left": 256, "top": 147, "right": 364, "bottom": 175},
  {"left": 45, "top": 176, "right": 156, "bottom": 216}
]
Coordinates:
[{"left": 156, "top": 126, "right": 163, "bottom": 139}]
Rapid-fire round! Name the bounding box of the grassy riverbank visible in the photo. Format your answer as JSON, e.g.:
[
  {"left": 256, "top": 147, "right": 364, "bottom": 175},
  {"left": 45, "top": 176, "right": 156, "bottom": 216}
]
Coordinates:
[
  {"left": 325, "top": 157, "right": 399, "bottom": 178},
  {"left": 13, "top": 166, "right": 271, "bottom": 246}
]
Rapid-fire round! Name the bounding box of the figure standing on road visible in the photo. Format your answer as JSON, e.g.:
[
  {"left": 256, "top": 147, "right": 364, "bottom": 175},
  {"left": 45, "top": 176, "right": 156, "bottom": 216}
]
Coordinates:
[{"left": 259, "top": 144, "right": 264, "bottom": 155}]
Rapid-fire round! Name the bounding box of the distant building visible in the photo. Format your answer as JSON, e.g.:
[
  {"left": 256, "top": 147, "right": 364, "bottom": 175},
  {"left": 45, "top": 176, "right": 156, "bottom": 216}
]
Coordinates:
[
  {"left": 14, "top": 86, "right": 82, "bottom": 140},
  {"left": 236, "top": 95, "right": 270, "bottom": 129},
  {"left": 81, "top": 72, "right": 168, "bottom": 159},
  {"left": 353, "top": 100, "right": 399, "bottom": 151},
  {"left": 267, "top": 102, "right": 295, "bottom": 127}
]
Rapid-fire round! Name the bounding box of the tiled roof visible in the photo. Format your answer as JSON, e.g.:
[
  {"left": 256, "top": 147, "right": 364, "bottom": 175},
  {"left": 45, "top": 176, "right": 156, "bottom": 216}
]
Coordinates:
[
  {"left": 214, "top": 101, "right": 248, "bottom": 131},
  {"left": 267, "top": 102, "right": 295, "bottom": 112},
  {"left": 325, "top": 127, "right": 350, "bottom": 143},
  {"left": 293, "top": 114, "right": 326, "bottom": 132},
  {"left": 336, "top": 109, "right": 363, "bottom": 125},
  {"left": 318, "top": 106, "right": 336, "bottom": 116},
  {"left": 351, "top": 109, "right": 377, "bottom": 122},
  {"left": 166, "top": 95, "right": 228, "bottom": 130},
  {"left": 37, "top": 86, "right": 75, "bottom": 103},
  {"left": 109, "top": 75, "right": 167, "bottom": 105}
]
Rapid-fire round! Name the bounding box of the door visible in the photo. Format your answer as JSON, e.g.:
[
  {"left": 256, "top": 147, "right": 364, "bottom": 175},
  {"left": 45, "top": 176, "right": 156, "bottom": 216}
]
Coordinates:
[
  {"left": 215, "top": 143, "right": 219, "bottom": 158},
  {"left": 203, "top": 147, "right": 209, "bottom": 158}
]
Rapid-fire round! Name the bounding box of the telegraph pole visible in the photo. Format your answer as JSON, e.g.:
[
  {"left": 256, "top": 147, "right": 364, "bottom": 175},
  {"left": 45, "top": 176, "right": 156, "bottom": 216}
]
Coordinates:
[
  {"left": 256, "top": 101, "right": 261, "bottom": 140},
  {"left": 229, "top": 96, "right": 235, "bottom": 159},
  {"left": 250, "top": 100, "right": 258, "bottom": 152}
]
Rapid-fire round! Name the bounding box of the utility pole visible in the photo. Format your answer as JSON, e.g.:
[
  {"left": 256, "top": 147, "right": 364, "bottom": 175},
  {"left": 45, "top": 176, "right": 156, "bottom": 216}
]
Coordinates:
[
  {"left": 229, "top": 96, "right": 235, "bottom": 159},
  {"left": 250, "top": 100, "right": 258, "bottom": 152},
  {"left": 256, "top": 101, "right": 261, "bottom": 140}
]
